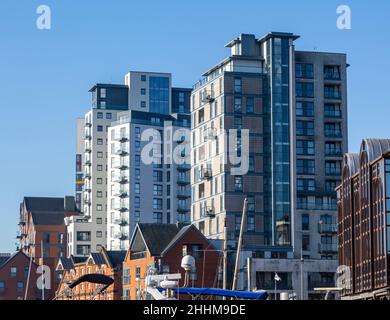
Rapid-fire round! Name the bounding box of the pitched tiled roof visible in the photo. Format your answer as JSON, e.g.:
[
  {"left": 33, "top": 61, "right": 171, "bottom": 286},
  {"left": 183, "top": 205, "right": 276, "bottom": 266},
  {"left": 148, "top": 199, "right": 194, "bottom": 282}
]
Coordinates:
[
  {"left": 90, "top": 252, "right": 106, "bottom": 265},
  {"left": 0, "top": 254, "right": 11, "bottom": 268},
  {"left": 24, "top": 197, "right": 65, "bottom": 212},
  {"left": 105, "top": 251, "right": 127, "bottom": 268},
  {"left": 31, "top": 212, "right": 65, "bottom": 226},
  {"left": 137, "top": 223, "right": 186, "bottom": 256}
]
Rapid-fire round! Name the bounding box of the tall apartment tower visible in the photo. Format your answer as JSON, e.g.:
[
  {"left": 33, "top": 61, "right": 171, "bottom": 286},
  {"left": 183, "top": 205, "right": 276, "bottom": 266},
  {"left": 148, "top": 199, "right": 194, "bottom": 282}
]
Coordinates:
[
  {"left": 106, "top": 71, "right": 191, "bottom": 251},
  {"left": 66, "top": 84, "right": 129, "bottom": 257},
  {"left": 75, "top": 118, "right": 85, "bottom": 211},
  {"left": 190, "top": 32, "right": 348, "bottom": 299}
]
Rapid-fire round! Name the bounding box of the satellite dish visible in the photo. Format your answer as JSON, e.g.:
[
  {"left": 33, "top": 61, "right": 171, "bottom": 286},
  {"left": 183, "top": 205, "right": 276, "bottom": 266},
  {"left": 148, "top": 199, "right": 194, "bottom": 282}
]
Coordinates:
[{"left": 181, "top": 255, "right": 196, "bottom": 271}]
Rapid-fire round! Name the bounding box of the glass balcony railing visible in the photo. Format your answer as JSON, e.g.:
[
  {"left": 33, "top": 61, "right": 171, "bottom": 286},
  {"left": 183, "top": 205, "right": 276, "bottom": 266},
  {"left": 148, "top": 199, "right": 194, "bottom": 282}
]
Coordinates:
[
  {"left": 318, "top": 243, "right": 338, "bottom": 254},
  {"left": 318, "top": 223, "right": 338, "bottom": 234}
]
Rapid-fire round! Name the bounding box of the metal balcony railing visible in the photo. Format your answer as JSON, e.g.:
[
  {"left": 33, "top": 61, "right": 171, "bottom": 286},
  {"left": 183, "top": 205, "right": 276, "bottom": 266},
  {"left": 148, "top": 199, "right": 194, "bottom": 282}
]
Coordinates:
[
  {"left": 113, "top": 175, "right": 129, "bottom": 184},
  {"left": 114, "top": 232, "right": 129, "bottom": 241},
  {"left": 177, "top": 189, "right": 191, "bottom": 198},
  {"left": 114, "top": 135, "right": 129, "bottom": 143},
  {"left": 177, "top": 203, "right": 190, "bottom": 213},
  {"left": 318, "top": 223, "right": 338, "bottom": 234},
  {"left": 177, "top": 163, "right": 191, "bottom": 171},
  {"left": 115, "top": 148, "right": 129, "bottom": 157},
  {"left": 318, "top": 243, "right": 338, "bottom": 254},
  {"left": 177, "top": 175, "right": 190, "bottom": 185},
  {"left": 201, "top": 91, "right": 215, "bottom": 103},
  {"left": 200, "top": 168, "right": 212, "bottom": 180}
]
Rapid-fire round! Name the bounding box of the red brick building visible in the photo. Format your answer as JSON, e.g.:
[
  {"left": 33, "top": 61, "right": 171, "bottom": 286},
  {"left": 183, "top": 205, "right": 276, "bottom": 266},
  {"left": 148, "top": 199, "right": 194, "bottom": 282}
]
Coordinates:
[
  {"left": 122, "top": 223, "right": 220, "bottom": 300},
  {"left": 0, "top": 251, "right": 40, "bottom": 300},
  {"left": 17, "top": 196, "right": 78, "bottom": 299},
  {"left": 55, "top": 247, "right": 126, "bottom": 300}
]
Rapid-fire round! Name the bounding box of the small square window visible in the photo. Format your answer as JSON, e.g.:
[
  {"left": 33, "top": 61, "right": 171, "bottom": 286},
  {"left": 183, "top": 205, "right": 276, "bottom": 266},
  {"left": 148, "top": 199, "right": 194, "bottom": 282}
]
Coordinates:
[
  {"left": 141, "top": 88, "right": 146, "bottom": 95},
  {"left": 106, "top": 113, "right": 112, "bottom": 120},
  {"left": 140, "top": 101, "right": 146, "bottom": 108},
  {"left": 97, "top": 112, "right": 103, "bottom": 119},
  {"left": 141, "top": 75, "right": 146, "bottom": 81}
]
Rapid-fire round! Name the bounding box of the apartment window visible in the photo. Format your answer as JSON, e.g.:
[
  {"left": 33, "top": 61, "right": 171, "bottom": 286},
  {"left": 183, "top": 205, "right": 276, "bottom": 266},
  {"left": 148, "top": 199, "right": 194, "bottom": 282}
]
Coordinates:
[
  {"left": 234, "top": 116, "right": 242, "bottom": 130},
  {"left": 141, "top": 88, "right": 146, "bottom": 95},
  {"left": 249, "top": 156, "right": 255, "bottom": 173},
  {"left": 325, "top": 142, "right": 342, "bottom": 156},
  {"left": 77, "top": 232, "right": 91, "bottom": 241},
  {"left": 235, "top": 176, "right": 243, "bottom": 192},
  {"left": 325, "top": 180, "right": 338, "bottom": 193},
  {"left": 135, "top": 197, "right": 140, "bottom": 208},
  {"left": 106, "top": 112, "right": 112, "bottom": 119},
  {"left": 153, "top": 185, "right": 163, "bottom": 196},
  {"left": 153, "top": 171, "right": 163, "bottom": 182},
  {"left": 134, "top": 210, "right": 140, "bottom": 222},
  {"left": 135, "top": 183, "right": 140, "bottom": 194},
  {"left": 234, "top": 97, "right": 242, "bottom": 113},
  {"left": 97, "top": 191, "right": 103, "bottom": 198},
  {"left": 77, "top": 245, "right": 90, "bottom": 256},
  {"left": 153, "top": 198, "right": 163, "bottom": 210},
  {"left": 302, "top": 214, "right": 310, "bottom": 231},
  {"left": 324, "top": 103, "right": 341, "bottom": 118},
  {"left": 296, "top": 140, "right": 315, "bottom": 155},
  {"left": 325, "top": 161, "right": 341, "bottom": 176},
  {"left": 97, "top": 164, "right": 103, "bottom": 171},
  {"left": 135, "top": 155, "right": 141, "bottom": 166},
  {"left": 296, "top": 82, "right": 314, "bottom": 98},
  {"left": 296, "top": 101, "right": 314, "bottom": 117},
  {"left": 97, "top": 151, "right": 103, "bottom": 158},
  {"left": 234, "top": 78, "right": 242, "bottom": 93},
  {"left": 135, "top": 168, "right": 140, "bottom": 180},
  {"left": 247, "top": 215, "right": 255, "bottom": 232},
  {"left": 10, "top": 267, "right": 17, "bottom": 278},
  {"left": 324, "top": 85, "right": 341, "bottom": 99},
  {"left": 97, "top": 112, "right": 103, "bottom": 119},
  {"left": 198, "top": 108, "right": 205, "bottom": 124},
  {"left": 324, "top": 65, "right": 341, "bottom": 80},
  {"left": 296, "top": 63, "right": 314, "bottom": 79},
  {"left": 135, "top": 127, "right": 141, "bottom": 139},
  {"left": 97, "top": 138, "right": 103, "bottom": 145},
  {"left": 96, "top": 204, "right": 103, "bottom": 211},
  {"left": 100, "top": 88, "right": 106, "bottom": 98},
  {"left": 100, "top": 101, "right": 106, "bottom": 108},
  {"left": 0, "top": 281, "right": 5, "bottom": 291},
  {"left": 153, "top": 212, "right": 163, "bottom": 224},
  {"left": 135, "top": 141, "right": 141, "bottom": 153},
  {"left": 297, "top": 159, "right": 315, "bottom": 175},
  {"left": 302, "top": 235, "right": 310, "bottom": 251},
  {"left": 96, "top": 231, "right": 103, "bottom": 238},
  {"left": 123, "top": 269, "right": 130, "bottom": 285},
  {"left": 97, "top": 218, "right": 103, "bottom": 224},
  {"left": 97, "top": 178, "right": 103, "bottom": 184},
  {"left": 297, "top": 179, "right": 316, "bottom": 192},
  {"left": 246, "top": 97, "right": 254, "bottom": 113},
  {"left": 97, "top": 125, "right": 103, "bottom": 132},
  {"left": 140, "top": 101, "right": 146, "bottom": 108},
  {"left": 235, "top": 215, "right": 241, "bottom": 231},
  {"left": 296, "top": 120, "right": 314, "bottom": 136},
  {"left": 324, "top": 123, "right": 342, "bottom": 137},
  {"left": 17, "top": 282, "right": 24, "bottom": 292},
  {"left": 141, "top": 75, "right": 146, "bottom": 81}
]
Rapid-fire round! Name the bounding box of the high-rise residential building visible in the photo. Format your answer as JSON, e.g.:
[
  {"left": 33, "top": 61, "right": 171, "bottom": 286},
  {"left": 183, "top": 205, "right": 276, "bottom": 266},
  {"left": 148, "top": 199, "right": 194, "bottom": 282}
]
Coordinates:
[
  {"left": 190, "top": 32, "right": 348, "bottom": 299},
  {"left": 66, "top": 84, "right": 129, "bottom": 257},
  {"left": 75, "top": 118, "right": 85, "bottom": 211},
  {"left": 337, "top": 139, "right": 390, "bottom": 300},
  {"left": 106, "top": 71, "right": 191, "bottom": 251}
]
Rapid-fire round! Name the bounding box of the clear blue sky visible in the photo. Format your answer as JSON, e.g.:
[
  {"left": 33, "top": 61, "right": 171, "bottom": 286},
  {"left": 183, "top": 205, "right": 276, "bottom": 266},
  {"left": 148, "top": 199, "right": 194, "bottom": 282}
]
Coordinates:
[{"left": 0, "top": 0, "right": 389, "bottom": 252}]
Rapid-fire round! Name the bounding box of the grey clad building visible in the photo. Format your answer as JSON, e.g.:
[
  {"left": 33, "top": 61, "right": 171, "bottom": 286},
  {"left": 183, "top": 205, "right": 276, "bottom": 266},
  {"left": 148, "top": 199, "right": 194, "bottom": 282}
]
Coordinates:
[{"left": 190, "top": 32, "right": 348, "bottom": 299}]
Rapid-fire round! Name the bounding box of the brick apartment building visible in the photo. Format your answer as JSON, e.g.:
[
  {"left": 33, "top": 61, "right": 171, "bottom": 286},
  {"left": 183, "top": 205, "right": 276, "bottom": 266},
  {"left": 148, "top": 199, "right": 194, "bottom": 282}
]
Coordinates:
[
  {"left": 55, "top": 247, "right": 126, "bottom": 300},
  {"left": 0, "top": 251, "right": 40, "bottom": 300},
  {"left": 122, "top": 223, "right": 220, "bottom": 300},
  {"left": 17, "top": 196, "right": 78, "bottom": 299},
  {"left": 338, "top": 139, "right": 390, "bottom": 300}
]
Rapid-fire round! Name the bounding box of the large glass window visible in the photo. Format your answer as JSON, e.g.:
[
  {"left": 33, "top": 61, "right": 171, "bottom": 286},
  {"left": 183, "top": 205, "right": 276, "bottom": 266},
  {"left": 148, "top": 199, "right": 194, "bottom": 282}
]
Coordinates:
[
  {"left": 297, "top": 159, "right": 315, "bottom": 175},
  {"left": 296, "top": 63, "right": 314, "bottom": 79},
  {"left": 296, "top": 82, "right": 314, "bottom": 98},
  {"left": 234, "top": 78, "right": 242, "bottom": 93},
  {"left": 296, "top": 140, "right": 315, "bottom": 155},
  {"left": 149, "top": 76, "right": 169, "bottom": 114},
  {"left": 296, "top": 101, "right": 314, "bottom": 117},
  {"left": 324, "top": 104, "right": 341, "bottom": 118}
]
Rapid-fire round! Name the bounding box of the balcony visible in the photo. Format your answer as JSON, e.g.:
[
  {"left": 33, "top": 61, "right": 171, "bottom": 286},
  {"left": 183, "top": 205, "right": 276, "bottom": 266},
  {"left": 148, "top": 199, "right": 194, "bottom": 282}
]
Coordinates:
[
  {"left": 85, "top": 121, "right": 92, "bottom": 128},
  {"left": 113, "top": 175, "right": 129, "bottom": 184},
  {"left": 324, "top": 91, "right": 342, "bottom": 100},
  {"left": 202, "top": 206, "right": 216, "bottom": 218},
  {"left": 84, "top": 186, "right": 92, "bottom": 193},
  {"left": 201, "top": 91, "right": 215, "bottom": 103},
  {"left": 203, "top": 128, "right": 218, "bottom": 142},
  {"left": 200, "top": 168, "right": 212, "bottom": 180},
  {"left": 177, "top": 175, "right": 190, "bottom": 185},
  {"left": 115, "top": 148, "right": 129, "bottom": 157},
  {"left": 84, "top": 198, "right": 91, "bottom": 205},
  {"left": 85, "top": 159, "right": 92, "bottom": 166},
  {"left": 177, "top": 163, "right": 191, "bottom": 171},
  {"left": 114, "top": 203, "right": 129, "bottom": 212},
  {"left": 113, "top": 189, "right": 129, "bottom": 198},
  {"left": 177, "top": 189, "right": 191, "bottom": 198},
  {"left": 84, "top": 172, "right": 91, "bottom": 180},
  {"left": 85, "top": 133, "right": 92, "bottom": 140},
  {"left": 324, "top": 130, "right": 342, "bottom": 138},
  {"left": 113, "top": 161, "right": 129, "bottom": 170},
  {"left": 325, "top": 149, "right": 343, "bottom": 157},
  {"left": 318, "top": 243, "right": 338, "bottom": 254},
  {"left": 114, "top": 232, "right": 129, "bottom": 241},
  {"left": 318, "top": 223, "right": 338, "bottom": 234},
  {"left": 114, "top": 217, "right": 129, "bottom": 226},
  {"left": 308, "top": 279, "right": 335, "bottom": 291},
  {"left": 177, "top": 203, "right": 190, "bottom": 213},
  {"left": 130, "top": 251, "right": 146, "bottom": 260},
  {"left": 114, "top": 136, "right": 129, "bottom": 143}
]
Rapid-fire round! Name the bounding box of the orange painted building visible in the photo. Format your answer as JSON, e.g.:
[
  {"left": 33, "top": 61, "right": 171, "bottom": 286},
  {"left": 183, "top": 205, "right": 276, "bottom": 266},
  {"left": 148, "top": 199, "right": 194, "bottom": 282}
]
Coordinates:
[
  {"left": 17, "top": 196, "right": 78, "bottom": 299},
  {"left": 55, "top": 247, "right": 126, "bottom": 300},
  {"left": 0, "top": 251, "right": 40, "bottom": 300},
  {"left": 122, "top": 223, "right": 221, "bottom": 300}
]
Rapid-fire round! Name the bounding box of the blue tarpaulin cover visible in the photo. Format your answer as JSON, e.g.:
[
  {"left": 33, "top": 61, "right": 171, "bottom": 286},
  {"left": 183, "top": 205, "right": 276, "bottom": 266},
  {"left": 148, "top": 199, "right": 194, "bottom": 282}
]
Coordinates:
[{"left": 158, "top": 287, "right": 268, "bottom": 300}]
